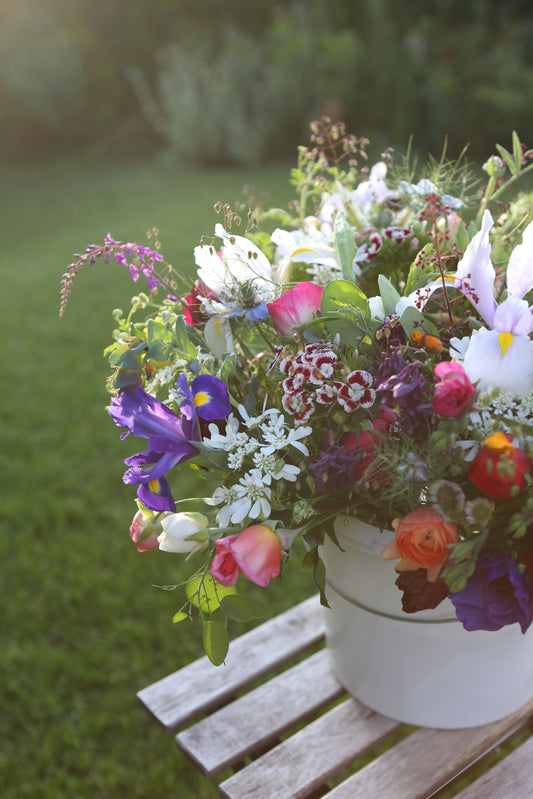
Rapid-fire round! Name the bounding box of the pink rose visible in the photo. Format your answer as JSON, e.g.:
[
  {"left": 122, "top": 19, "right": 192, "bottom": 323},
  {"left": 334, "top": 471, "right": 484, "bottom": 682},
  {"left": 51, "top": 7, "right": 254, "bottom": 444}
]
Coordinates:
[
  {"left": 129, "top": 509, "right": 161, "bottom": 552},
  {"left": 267, "top": 282, "right": 323, "bottom": 336},
  {"left": 210, "top": 525, "right": 282, "bottom": 587},
  {"left": 432, "top": 361, "right": 475, "bottom": 417}
]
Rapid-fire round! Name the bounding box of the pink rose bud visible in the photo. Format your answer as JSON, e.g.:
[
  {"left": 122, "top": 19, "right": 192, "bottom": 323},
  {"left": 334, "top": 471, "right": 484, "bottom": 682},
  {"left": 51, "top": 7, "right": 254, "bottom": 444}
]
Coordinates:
[
  {"left": 210, "top": 525, "right": 282, "bottom": 587},
  {"left": 267, "top": 282, "right": 323, "bottom": 336},
  {"left": 129, "top": 504, "right": 163, "bottom": 552},
  {"left": 432, "top": 361, "right": 475, "bottom": 417}
]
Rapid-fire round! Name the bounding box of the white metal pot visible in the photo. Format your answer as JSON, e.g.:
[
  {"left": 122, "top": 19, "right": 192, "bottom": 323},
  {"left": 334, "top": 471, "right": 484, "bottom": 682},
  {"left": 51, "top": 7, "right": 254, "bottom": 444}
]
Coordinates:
[{"left": 321, "top": 515, "right": 533, "bottom": 728}]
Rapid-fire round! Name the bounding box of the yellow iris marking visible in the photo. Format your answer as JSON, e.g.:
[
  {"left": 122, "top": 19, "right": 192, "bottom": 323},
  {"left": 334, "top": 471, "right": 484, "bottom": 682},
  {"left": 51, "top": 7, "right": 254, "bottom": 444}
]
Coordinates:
[
  {"left": 291, "top": 247, "right": 316, "bottom": 256},
  {"left": 498, "top": 331, "right": 514, "bottom": 356},
  {"left": 194, "top": 391, "right": 209, "bottom": 407},
  {"left": 149, "top": 479, "right": 160, "bottom": 493}
]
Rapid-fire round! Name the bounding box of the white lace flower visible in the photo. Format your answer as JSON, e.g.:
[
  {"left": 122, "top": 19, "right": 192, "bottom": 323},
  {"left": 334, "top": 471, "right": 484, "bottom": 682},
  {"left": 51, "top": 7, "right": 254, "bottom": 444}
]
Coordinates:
[
  {"left": 229, "top": 471, "right": 272, "bottom": 523},
  {"left": 260, "top": 416, "right": 312, "bottom": 456}
]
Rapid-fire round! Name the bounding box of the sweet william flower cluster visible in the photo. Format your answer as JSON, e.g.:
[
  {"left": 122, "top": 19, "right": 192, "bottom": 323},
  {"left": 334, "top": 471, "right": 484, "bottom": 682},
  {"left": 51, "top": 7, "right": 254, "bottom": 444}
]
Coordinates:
[{"left": 61, "top": 120, "right": 533, "bottom": 663}]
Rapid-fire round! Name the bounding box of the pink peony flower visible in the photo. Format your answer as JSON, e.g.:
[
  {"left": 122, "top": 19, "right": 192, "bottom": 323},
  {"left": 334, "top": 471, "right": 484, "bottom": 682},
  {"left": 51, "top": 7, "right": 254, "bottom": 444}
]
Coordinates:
[
  {"left": 432, "top": 361, "right": 475, "bottom": 417},
  {"left": 210, "top": 525, "right": 282, "bottom": 587},
  {"left": 267, "top": 282, "right": 323, "bottom": 336}
]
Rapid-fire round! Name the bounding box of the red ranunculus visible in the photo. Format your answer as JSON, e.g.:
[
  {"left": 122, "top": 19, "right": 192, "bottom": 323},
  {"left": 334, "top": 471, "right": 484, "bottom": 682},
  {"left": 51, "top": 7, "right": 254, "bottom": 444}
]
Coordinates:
[
  {"left": 468, "top": 432, "right": 531, "bottom": 500},
  {"left": 343, "top": 406, "right": 395, "bottom": 482},
  {"left": 382, "top": 507, "right": 458, "bottom": 582},
  {"left": 432, "top": 361, "right": 475, "bottom": 417}
]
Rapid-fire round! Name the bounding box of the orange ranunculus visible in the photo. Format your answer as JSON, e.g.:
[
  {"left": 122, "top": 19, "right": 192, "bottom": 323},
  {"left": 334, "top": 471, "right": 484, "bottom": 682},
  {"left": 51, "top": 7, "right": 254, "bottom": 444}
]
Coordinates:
[{"left": 382, "top": 507, "right": 458, "bottom": 582}]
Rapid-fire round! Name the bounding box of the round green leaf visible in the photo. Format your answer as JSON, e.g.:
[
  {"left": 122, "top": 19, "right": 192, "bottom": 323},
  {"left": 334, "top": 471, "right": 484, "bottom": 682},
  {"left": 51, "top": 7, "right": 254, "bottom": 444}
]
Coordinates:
[
  {"left": 186, "top": 573, "right": 236, "bottom": 614},
  {"left": 220, "top": 594, "right": 265, "bottom": 622}
]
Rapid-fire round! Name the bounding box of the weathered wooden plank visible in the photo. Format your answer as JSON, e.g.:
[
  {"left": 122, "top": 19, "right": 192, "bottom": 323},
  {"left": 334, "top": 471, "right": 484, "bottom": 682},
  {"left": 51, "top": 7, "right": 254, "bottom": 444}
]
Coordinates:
[
  {"left": 322, "top": 696, "right": 533, "bottom": 799},
  {"left": 218, "top": 698, "right": 401, "bottom": 799},
  {"left": 177, "top": 648, "right": 345, "bottom": 777},
  {"left": 452, "top": 734, "right": 533, "bottom": 799},
  {"left": 137, "top": 594, "right": 323, "bottom": 731}
]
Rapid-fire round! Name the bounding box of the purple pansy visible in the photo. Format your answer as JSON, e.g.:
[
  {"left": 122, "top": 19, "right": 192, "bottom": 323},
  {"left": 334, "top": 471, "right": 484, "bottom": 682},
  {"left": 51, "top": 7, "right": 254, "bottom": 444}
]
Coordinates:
[{"left": 450, "top": 549, "right": 533, "bottom": 634}]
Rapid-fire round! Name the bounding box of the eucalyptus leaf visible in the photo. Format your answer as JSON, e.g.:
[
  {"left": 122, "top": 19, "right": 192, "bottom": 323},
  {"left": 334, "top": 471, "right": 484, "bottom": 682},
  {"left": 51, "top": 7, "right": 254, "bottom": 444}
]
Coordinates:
[
  {"left": 203, "top": 620, "right": 229, "bottom": 666},
  {"left": 378, "top": 274, "right": 401, "bottom": 315}
]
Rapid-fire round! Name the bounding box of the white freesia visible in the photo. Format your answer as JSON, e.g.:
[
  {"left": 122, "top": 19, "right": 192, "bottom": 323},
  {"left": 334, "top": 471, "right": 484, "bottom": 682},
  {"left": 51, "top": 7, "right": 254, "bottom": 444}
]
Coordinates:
[{"left": 157, "top": 512, "right": 209, "bottom": 553}]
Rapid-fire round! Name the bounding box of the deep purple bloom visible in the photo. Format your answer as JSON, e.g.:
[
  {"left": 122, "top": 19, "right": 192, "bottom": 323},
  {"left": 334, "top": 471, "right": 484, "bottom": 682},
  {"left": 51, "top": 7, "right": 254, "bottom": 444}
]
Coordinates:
[
  {"left": 450, "top": 550, "right": 533, "bottom": 634},
  {"left": 176, "top": 373, "right": 231, "bottom": 422},
  {"left": 377, "top": 362, "right": 433, "bottom": 438},
  {"left": 108, "top": 387, "right": 198, "bottom": 510},
  {"left": 309, "top": 445, "right": 360, "bottom": 493}
]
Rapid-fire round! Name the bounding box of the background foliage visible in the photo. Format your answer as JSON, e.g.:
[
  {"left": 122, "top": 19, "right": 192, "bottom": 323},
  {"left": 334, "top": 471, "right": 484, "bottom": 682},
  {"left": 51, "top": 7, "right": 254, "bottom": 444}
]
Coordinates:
[
  {"left": 2, "top": 0, "right": 533, "bottom": 163},
  {"left": 3, "top": 1, "right": 533, "bottom": 795}
]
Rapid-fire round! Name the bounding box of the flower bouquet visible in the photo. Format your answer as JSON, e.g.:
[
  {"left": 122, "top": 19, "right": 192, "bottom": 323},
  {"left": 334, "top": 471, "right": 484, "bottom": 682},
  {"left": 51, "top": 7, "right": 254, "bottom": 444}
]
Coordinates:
[{"left": 60, "top": 120, "right": 533, "bottom": 676}]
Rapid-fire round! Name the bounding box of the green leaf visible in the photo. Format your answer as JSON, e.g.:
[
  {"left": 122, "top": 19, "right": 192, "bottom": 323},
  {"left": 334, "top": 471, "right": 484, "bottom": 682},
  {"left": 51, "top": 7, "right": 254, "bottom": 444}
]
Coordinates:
[
  {"left": 172, "top": 611, "right": 188, "bottom": 623},
  {"left": 203, "top": 620, "right": 229, "bottom": 665},
  {"left": 333, "top": 212, "right": 357, "bottom": 280},
  {"left": 220, "top": 594, "right": 265, "bottom": 622},
  {"left": 495, "top": 143, "right": 517, "bottom": 176},
  {"left": 399, "top": 305, "right": 439, "bottom": 341},
  {"left": 321, "top": 279, "right": 368, "bottom": 317},
  {"left": 112, "top": 368, "right": 142, "bottom": 389},
  {"left": 108, "top": 344, "right": 145, "bottom": 370},
  {"left": 378, "top": 274, "right": 401, "bottom": 315},
  {"left": 186, "top": 573, "right": 236, "bottom": 613},
  {"left": 175, "top": 315, "right": 200, "bottom": 357},
  {"left": 404, "top": 244, "right": 438, "bottom": 295},
  {"left": 147, "top": 319, "right": 174, "bottom": 362},
  {"left": 512, "top": 130, "right": 523, "bottom": 174}
]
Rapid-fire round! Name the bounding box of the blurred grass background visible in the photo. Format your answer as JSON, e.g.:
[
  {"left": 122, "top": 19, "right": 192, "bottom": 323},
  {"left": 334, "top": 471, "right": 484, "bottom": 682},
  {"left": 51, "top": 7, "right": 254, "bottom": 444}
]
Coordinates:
[
  {"left": 2, "top": 0, "right": 533, "bottom": 796},
  {"left": 1, "top": 155, "right": 315, "bottom": 798}
]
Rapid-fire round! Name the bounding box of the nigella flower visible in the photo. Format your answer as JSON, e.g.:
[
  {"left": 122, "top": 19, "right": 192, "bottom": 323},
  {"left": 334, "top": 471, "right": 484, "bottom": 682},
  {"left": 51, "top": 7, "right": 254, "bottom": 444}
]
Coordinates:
[
  {"left": 377, "top": 362, "right": 433, "bottom": 437},
  {"left": 108, "top": 387, "right": 199, "bottom": 511},
  {"left": 309, "top": 445, "right": 360, "bottom": 493}
]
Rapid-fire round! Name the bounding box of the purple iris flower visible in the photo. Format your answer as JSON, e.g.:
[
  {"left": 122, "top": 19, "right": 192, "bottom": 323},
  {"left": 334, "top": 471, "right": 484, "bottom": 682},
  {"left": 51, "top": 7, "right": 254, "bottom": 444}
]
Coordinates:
[
  {"left": 176, "top": 373, "right": 231, "bottom": 422},
  {"left": 450, "top": 549, "right": 533, "bottom": 634},
  {"left": 108, "top": 387, "right": 199, "bottom": 511}
]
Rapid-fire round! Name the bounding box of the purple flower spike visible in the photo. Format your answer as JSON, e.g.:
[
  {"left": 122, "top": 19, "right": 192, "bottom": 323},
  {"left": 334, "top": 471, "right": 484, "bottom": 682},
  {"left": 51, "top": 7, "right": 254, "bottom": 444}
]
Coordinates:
[{"left": 450, "top": 550, "right": 533, "bottom": 633}]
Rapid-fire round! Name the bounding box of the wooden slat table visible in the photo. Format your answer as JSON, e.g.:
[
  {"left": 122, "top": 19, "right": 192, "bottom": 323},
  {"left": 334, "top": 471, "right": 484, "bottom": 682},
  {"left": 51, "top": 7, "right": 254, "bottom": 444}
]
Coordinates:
[{"left": 138, "top": 595, "right": 533, "bottom": 798}]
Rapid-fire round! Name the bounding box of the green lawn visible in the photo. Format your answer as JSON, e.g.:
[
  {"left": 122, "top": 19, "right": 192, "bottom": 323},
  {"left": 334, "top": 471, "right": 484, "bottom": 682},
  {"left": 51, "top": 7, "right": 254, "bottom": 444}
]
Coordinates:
[{"left": 1, "top": 152, "right": 314, "bottom": 798}]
